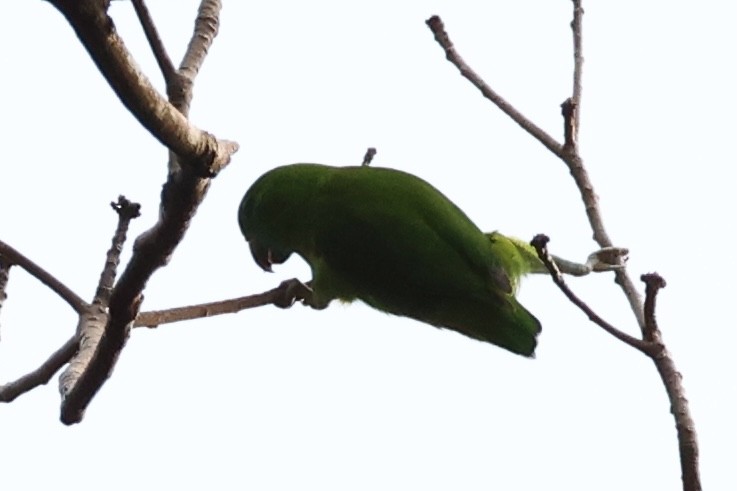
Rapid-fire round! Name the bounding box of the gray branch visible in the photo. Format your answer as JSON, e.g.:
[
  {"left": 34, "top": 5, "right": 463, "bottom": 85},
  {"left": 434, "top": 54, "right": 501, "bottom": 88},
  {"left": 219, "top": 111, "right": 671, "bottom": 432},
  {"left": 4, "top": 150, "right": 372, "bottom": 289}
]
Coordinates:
[{"left": 42, "top": 0, "right": 238, "bottom": 424}]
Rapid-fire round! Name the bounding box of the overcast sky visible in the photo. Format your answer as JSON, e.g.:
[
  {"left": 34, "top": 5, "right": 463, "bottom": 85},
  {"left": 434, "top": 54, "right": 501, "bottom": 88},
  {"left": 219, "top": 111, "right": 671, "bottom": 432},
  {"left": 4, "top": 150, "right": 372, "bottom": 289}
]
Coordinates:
[{"left": 1, "top": 1, "right": 735, "bottom": 490}]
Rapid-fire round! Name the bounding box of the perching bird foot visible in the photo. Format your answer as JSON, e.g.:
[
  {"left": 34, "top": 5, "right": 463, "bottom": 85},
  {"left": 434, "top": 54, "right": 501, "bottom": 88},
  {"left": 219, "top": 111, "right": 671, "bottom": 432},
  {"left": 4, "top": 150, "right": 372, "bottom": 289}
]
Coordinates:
[
  {"left": 585, "top": 246, "right": 629, "bottom": 272},
  {"left": 274, "top": 279, "right": 312, "bottom": 308},
  {"left": 550, "top": 246, "right": 630, "bottom": 276},
  {"left": 274, "top": 279, "right": 329, "bottom": 310}
]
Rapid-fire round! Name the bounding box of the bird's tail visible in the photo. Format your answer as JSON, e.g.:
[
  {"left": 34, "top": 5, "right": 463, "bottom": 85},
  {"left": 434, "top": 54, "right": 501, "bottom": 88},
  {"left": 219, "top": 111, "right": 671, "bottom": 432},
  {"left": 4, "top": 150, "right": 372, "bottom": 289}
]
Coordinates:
[{"left": 439, "top": 296, "right": 542, "bottom": 357}]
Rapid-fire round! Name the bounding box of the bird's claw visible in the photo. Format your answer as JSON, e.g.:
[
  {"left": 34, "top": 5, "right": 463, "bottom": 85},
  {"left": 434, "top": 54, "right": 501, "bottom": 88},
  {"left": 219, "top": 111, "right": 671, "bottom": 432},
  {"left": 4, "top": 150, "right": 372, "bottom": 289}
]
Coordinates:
[
  {"left": 274, "top": 279, "right": 329, "bottom": 310},
  {"left": 274, "top": 279, "right": 312, "bottom": 308},
  {"left": 585, "top": 246, "right": 629, "bottom": 272}
]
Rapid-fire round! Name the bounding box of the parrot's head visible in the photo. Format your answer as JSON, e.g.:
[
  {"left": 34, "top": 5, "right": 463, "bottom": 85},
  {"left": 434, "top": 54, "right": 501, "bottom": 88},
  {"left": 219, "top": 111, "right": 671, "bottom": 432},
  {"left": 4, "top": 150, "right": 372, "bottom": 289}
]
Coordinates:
[
  {"left": 238, "top": 192, "right": 294, "bottom": 272},
  {"left": 239, "top": 164, "right": 331, "bottom": 272},
  {"left": 237, "top": 168, "right": 305, "bottom": 273}
]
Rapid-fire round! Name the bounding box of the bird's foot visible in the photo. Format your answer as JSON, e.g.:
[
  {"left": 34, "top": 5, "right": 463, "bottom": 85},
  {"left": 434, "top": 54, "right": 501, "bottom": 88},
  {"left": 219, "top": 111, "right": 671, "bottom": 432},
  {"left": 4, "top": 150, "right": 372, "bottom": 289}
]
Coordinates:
[
  {"left": 274, "top": 279, "right": 329, "bottom": 310},
  {"left": 585, "top": 246, "right": 629, "bottom": 272},
  {"left": 274, "top": 279, "right": 312, "bottom": 308}
]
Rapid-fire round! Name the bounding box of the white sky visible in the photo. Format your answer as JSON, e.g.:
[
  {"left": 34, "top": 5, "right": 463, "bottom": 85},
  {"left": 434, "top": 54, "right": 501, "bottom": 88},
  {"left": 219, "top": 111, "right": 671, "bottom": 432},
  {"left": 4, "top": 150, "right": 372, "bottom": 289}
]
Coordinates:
[{"left": 1, "top": 1, "right": 735, "bottom": 490}]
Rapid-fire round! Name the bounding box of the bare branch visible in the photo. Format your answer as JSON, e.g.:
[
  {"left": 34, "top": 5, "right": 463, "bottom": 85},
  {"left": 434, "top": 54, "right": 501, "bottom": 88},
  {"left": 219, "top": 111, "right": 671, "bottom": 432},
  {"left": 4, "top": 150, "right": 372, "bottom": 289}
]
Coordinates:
[
  {"left": 0, "top": 239, "right": 86, "bottom": 314},
  {"left": 59, "top": 198, "right": 140, "bottom": 424},
  {"left": 425, "top": 15, "right": 564, "bottom": 159},
  {"left": 425, "top": 5, "right": 700, "bottom": 489},
  {"left": 131, "top": 0, "right": 177, "bottom": 84},
  {"left": 531, "top": 235, "right": 653, "bottom": 354},
  {"left": 424, "top": 11, "right": 645, "bottom": 330},
  {"left": 0, "top": 258, "right": 10, "bottom": 339},
  {"left": 652, "top": 349, "right": 702, "bottom": 491},
  {"left": 0, "top": 336, "right": 77, "bottom": 403},
  {"left": 39, "top": 0, "right": 237, "bottom": 423},
  {"left": 55, "top": 172, "right": 222, "bottom": 424},
  {"left": 559, "top": 153, "right": 646, "bottom": 329},
  {"left": 0, "top": 284, "right": 290, "bottom": 401},
  {"left": 559, "top": 3, "right": 647, "bottom": 328},
  {"left": 135, "top": 286, "right": 292, "bottom": 327},
  {"left": 48, "top": 0, "right": 238, "bottom": 176},
  {"left": 570, "top": 0, "right": 584, "bottom": 125},
  {"left": 570, "top": 4, "right": 700, "bottom": 488},
  {"left": 641, "top": 272, "right": 666, "bottom": 342},
  {"left": 639, "top": 274, "right": 702, "bottom": 491},
  {"left": 361, "top": 147, "right": 377, "bottom": 166},
  {"left": 94, "top": 196, "right": 141, "bottom": 304},
  {"left": 175, "top": 0, "right": 223, "bottom": 116},
  {"left": 561, "top": 98, "right": 578, "bottom": 152}
]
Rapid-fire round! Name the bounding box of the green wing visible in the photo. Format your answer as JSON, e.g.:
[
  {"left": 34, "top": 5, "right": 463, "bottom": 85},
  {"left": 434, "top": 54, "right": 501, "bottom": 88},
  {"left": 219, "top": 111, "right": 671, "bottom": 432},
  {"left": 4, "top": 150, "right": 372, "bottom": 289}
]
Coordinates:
[{"left": 301, "top": 166, "right": 541, "bottom": 356}]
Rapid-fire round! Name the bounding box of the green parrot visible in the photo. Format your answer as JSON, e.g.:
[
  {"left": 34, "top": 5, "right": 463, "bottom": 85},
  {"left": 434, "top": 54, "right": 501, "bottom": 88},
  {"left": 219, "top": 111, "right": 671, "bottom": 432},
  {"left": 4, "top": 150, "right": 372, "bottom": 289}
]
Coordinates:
[{"left": 238, "top": 163, "right": 626, "bottom": 357}]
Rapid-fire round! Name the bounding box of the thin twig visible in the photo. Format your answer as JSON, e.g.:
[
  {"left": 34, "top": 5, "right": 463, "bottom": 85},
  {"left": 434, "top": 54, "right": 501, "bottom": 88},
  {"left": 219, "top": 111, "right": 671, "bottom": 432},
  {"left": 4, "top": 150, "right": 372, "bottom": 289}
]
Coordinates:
[
  {"left": 641, "top": 272, "right": 666, "bottom": 343},
  {"left": 561, "top": 98, "right": 578, "bottom": 152},
  {"left": 0, "top": 239, "right": 86, "bottom": 314},
  {"left": 175, "top": 0, "right": 223, "bottom": 116},
  {"left": 131, "top": 0, "right": 177, "bottom": 85},
  {"left": 425, "top": 15, "right": 564, "bottom": 159},
  {"left": 564, "top": 2, "right": 645, "bottom": 329},
  {"left": 94, "top": 196, "right": 141, "bottom": 304},
  {"left": 557, "top": 14, "right": 645, "bottom": 329},
  {"left": 531, "top": 235, "right": 653, "bottom": 354},
  {"left": 424, "top": 12, "right": 645, "bottom": 328},
  {"left": 135, "top": 287, "right": 290, "bottom": 327},
  {"left": 426, "top": 5, "right": 699, "bottom": 489},
  {"left": 0, "top": 258, "right": 10, "bottom": 340},
  {"left": 0, "top": 336, "right": 77, "bottom": 403},
  {"left": 570, "top": 0, "right": 584, "bottom": 128},
  {"left": 1, "top": 285, "right": 291, "bottom": 402},
  {"left": 59, "top": 197, "right": 141, "bottom": 424},
  {"left": 362, "top": 147, "right": 377, "bottom": 166}
]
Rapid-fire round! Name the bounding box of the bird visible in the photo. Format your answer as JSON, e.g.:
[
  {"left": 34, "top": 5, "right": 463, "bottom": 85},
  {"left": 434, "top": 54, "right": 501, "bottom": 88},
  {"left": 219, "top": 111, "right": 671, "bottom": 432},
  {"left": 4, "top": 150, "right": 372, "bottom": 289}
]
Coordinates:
[{"left": 238, "top": 163, "right": 626, "bottom": 357}]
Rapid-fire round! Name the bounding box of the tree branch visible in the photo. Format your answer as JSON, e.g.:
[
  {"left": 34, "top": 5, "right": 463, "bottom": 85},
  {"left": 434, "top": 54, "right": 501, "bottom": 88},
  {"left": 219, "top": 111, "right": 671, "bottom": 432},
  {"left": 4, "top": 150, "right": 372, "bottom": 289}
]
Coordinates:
[
  {"left": 0, "top": 239, "right": 86, "bottom": 314},
  {"left": 424, "top": 12, "right": 646, "bottom": 329},
  {"left": 559, "top": 6, "right": 645, "bottom": 329},
  {"left": 361, "top": 147, "right": 377, "bottom": 166},
  {"left": 0, "top": 336, "right": 77, "bottom": 403},
  {"left": 641, "top": 273, "right": 701, "bottom": 491},
  {"left": 135, "top": 286, "right": 291, "bottom": 327},
  {"left": 94, "top": 197, "right": 141, "bottom": 304},
  {"left": 39, "top": 0, "right": 238, "bottom": 424},
  {"left": 561, "top": 98, "right": 579, "bottom": 152},
  {"left": 425, "top": 15, "right": 564, "bottom": 159},
  {"left": 131, "top": 0, "right": 177, "bottom": 85},
  {"left": 48, "top": 0, "right": 237, "bottom": 177},
  {"left": 59, "top": 197, "right": 141, "bottom": 424},
  {"left": 641, "top": 272, "right": 666, "bottom": 343},
  {"left": 174, "top": 0, "right": 223, "bottom": 116},
  {"left": 1, "top": 285, "right": 291, "bottom": 402},
  {"left": 570, "top": 0, "right": 584, "bottom": 129},
  {"left": 530, "top": 235, "right": 653, "bottom": 353},
  {"left": 0, "top": 258, "right": 10, "bottom": 340}
]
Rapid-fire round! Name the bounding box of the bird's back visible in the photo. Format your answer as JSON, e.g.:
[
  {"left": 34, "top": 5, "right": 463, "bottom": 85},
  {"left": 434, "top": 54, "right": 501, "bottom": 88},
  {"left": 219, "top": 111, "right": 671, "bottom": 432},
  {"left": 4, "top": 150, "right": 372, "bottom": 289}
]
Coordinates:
[{"left": 300, "top": 165, "right": 542, "bottom": 356}]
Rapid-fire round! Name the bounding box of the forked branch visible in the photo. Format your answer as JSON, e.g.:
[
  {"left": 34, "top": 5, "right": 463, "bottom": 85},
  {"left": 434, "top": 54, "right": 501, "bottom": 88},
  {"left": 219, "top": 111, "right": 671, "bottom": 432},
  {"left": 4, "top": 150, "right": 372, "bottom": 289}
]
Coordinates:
[
  {"left": 530, "top": 235, "right": 652, "bottom": 354},
  {"left": 1, "top": 284, "right": 296, "bottom": 402},
  {"left": 42, "top": 0, "right": 238, "bottom": 424},
  {"left": 59, "top": 197, "right": 141, "bottom": 424},
  {"left": 0, "top": 239, "right": 86, "bottom": 314},
  {"left": 426, "top": 4, "right": 700, "bottom": 490}
]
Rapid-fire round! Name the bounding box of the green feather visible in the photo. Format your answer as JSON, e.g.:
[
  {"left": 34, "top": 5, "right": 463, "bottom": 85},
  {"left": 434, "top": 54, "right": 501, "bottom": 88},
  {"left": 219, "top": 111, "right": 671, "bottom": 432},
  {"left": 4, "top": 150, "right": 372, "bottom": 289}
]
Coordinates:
[{"left": 239, "top": 164, "right": 542, "bottom": 357}]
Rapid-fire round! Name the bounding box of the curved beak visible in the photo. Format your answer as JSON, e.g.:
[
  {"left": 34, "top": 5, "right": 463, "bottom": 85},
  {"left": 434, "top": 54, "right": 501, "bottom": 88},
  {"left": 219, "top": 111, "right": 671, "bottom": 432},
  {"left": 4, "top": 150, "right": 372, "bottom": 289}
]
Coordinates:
[{"left": 249, "top": 240, "right": 274, "bottom": 272}]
